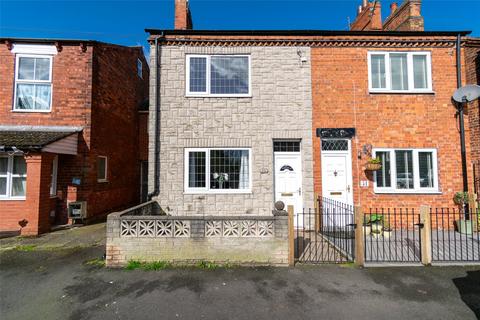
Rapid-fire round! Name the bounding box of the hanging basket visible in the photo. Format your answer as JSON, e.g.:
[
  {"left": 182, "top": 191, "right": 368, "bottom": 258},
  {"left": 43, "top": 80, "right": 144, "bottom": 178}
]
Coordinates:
[{"left": 365, "top": 163, "right": 382, "bottom": 171}]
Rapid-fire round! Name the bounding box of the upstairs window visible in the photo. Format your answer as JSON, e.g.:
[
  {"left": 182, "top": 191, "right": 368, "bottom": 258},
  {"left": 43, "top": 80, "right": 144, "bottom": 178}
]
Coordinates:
[
  {"left": 186, "top": 55, "right": 251, "bottom": 97},
  {"left": 373, "top": 148, "right": 438, "bottom": 193},
  {"left": 368, "top": 52, "right": 432, "bottom": 93},
  {"left": 14, "top": 55, "right": 53, "bottom": 111}
]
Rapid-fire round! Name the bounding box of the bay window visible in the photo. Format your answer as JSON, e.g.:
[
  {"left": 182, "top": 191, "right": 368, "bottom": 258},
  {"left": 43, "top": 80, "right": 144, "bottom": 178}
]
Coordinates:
[
  {"left": 373, "top": 148, "right": 438, "bottom": 193},
  {"left": 368, "top": 51, "right": 432, "bottom": 93},
  {"left": 0, "top": 155, "right": 27, "bottom": 199},
  {"left": 14, "top": 54, "right": 53, "bottom": 111},
  {"left": 186, "top": 55, "right": 251, "bottom": 96},
  {"left": 184, "top": 148, "right": 251, "bottom": 193}
]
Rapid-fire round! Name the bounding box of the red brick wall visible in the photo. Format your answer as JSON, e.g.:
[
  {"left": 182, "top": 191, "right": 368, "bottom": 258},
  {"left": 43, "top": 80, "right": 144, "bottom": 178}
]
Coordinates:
[
  {"left": 88, "top": 44, "right": 149, "bottom": 218},
  {"left": 138, "top": 112, "right": 149, "bottom": 161},
  {"left": 312, "top": 45, "right": 472, "bottom": 210},
  {"left": 465, "top": 41, "right": 480, "bottom": 193}
]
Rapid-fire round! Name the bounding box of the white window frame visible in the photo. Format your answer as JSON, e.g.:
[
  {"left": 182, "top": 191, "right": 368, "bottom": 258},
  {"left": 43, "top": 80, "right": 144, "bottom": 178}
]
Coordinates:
[
  {"left": 185, "top": 55, "right": 252, "bottom": 97},
  {"left": 184, "top": 147, "right": 252, "bottom": 194},
  {"left": 367, "top": 51, "right": 433, "bottom": 93},
  {"left": 97, "top": 156, "right": 108, "bottom": 183},
  {"left": 373, "top": 148, "right": 439, "bottom": 194},
  {"left": 50, "top": 155, "right": 58, "bottom": 197},
  {"left": 13, "top": 54, "right": 54, "bottom": 112},
  {"left": 137, "top": 58, "right": 143, "bottom": 79},
  {"left": 0, "top": 155, "right": 27, "bottom": 200}
]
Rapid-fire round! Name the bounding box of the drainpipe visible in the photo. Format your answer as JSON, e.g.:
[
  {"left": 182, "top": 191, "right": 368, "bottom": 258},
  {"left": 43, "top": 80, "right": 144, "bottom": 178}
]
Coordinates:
[
  {"left": 456, "top": 33, "right": 469, "bottom": 195},
  {"left": 148, "top": 33, "right": 163, "bottom": 200}
]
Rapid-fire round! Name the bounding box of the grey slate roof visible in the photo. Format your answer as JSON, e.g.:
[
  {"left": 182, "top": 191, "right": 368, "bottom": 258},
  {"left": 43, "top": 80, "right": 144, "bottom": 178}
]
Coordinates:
[{"left": 0, "top": 131, "right": 77, "bottom": 149}]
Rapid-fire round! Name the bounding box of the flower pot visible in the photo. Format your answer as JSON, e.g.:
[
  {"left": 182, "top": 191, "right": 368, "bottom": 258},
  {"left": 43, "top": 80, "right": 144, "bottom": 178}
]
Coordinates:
[
  {"left": 365, "top": 163, "right": 382, "bottom": 171},
  {"left": 371, "top": 232, "right": 382, "bottom": 239},
  {"left": 456, "top": 219, "right": 473, "bottom": 235},
  {"left": 383, "top": 229, "right": 393, "bottom": 238},
  {"left": 371, "top": 223, "right": 383, "bottom": 233},
  {"left": 363, "top": 225, "right": 371, "bottom": 236}
]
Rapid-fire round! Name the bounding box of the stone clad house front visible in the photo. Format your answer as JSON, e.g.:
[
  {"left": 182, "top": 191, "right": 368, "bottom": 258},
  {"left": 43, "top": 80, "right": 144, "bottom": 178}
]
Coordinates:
[{"left": 147, "top": 40, "right": 315, "bottom": 219}]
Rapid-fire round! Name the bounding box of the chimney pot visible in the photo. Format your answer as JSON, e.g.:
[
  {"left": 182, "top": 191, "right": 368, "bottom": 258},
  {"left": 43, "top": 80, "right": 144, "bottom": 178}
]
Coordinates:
[
  {"left": 390, "top": 2, "right": 398, "bottom": 14},
  {"left": 362, "top": 0, "right": 368, "bottom": 8},
  {"left": 358, "top": 5, "right": 363, "bottom": 14}
]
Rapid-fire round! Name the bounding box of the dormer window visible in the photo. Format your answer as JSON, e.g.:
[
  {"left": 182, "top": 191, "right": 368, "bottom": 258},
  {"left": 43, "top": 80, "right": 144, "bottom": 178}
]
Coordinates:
[
  {"left": 368, "top": 51, "right": 432, "bottom": 93},
  {"left": 13, "top": 54, "right": 53, "bottom": 112}
]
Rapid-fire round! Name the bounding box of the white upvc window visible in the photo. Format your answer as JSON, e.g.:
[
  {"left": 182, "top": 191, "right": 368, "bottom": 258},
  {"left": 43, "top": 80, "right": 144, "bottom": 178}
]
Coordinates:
[
  {"left": 50, "top": 155, "right": 58, "bottom": 197},
  {"left": 184, "top": 148, "right": 252, "bottom": 193},
  {"left": 186, "top": 55, "right": 251, "bottom": 97},
  {"left": 373, "top": 148, "right": 439, "bottom": 194},
  {"left": 0, "top": 155, "right": 27, "bottom": 200},
  {"left": 97, "top": 156, "right": 108, "bottom": 182},
  {"left": 368, "top": 51, "right": 432, "bottom": 93},
  {"left": 13, "top": 54, "right": 53, "bottom": 112}
]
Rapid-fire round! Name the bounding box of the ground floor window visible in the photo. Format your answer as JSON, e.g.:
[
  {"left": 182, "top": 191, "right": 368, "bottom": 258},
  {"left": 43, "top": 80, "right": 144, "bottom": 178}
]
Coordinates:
[
  {"left": 184, "top": 148, "right": 251, "bottom": 193},
  {"left": 373, "top": 148, "right": 438, "bottom": 193},
  {"left": 0, "top": 155, "right": 27, "bottom": 199}
]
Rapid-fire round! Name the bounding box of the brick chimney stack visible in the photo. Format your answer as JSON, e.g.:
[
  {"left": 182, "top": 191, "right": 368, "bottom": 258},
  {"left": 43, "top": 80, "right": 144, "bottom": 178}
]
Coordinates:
[
  {"left": 174, "top": 0, "right": 193, "bottom": 30},
  {"left": 383, "top": 0, "right": 424, "bottom": 31},
  {"left": 350, "top": 1, "right": 382, "bottom": 31}
]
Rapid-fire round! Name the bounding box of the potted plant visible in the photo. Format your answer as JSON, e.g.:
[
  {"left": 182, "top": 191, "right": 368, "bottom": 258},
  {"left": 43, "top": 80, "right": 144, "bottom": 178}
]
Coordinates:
[
  {"left": 369, "top": 214, "right": 384, "bottom": 233},
  {"left": 453, "top": 192, "right": 473, "bottom": 235},
  {"left": 363, "top": 216, "right": 372, "bottom": 236},
  {"left": 365, "top": 157, "right": 382, "bottom": 171}
]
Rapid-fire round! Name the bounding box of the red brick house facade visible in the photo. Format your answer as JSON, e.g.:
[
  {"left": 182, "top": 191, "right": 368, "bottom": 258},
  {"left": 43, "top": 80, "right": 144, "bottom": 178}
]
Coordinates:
[
  {"left": 0, "top": 39, "right": 149, "bottom": 235},
  {"left": 465, "top": 38, "right": 480, "bottom": 194}
]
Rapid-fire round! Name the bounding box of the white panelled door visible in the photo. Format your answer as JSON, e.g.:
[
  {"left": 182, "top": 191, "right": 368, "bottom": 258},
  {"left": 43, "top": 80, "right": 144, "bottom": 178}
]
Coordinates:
[
  {"left": 321, "top": 140, "right": 353, "bottom": 206},
  {"left": 274, "top": 153, "right": 303, "bottom": 227}
]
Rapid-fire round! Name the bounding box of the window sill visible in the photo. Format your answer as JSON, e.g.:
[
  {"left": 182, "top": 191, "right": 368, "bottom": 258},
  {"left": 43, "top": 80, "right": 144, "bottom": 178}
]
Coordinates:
[
  {"left": 184, "top": 190, "right": 252, "bottom": 195},
  {"left": 97, "top": 180, "right": 108, "bottom": 183},
  {"left": 12, "top": 109, "right": 52, "bottom": 113},
  {"left": 0, "top": 197, "right": 26, "bottom": 201},
  {"left": 369, "top": 90, "right": 435, "bottom": 95},
  {"left": 374, "top": 189, "right": 442, "bottom": 195},
  {"left": 185, "top": 94, "right": 252, "bottom": 98}
]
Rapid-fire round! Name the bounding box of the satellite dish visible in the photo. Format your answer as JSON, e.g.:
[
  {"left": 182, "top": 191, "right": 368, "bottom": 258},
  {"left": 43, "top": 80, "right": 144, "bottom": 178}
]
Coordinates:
[{"left": 453, "top": 84, "right": 480, "bottom": 103}]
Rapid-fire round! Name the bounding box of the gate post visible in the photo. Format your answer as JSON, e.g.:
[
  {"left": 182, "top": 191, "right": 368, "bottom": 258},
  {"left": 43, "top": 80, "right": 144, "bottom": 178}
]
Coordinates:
[
  {"left": 287, "top": 205, "right": 295, "bottom": 266},
  {"left": 420, "top": 205, "right": 432, "bottom": 266},
  {"left": 354, "top": 206, "right": 365, "bottom": 267}
]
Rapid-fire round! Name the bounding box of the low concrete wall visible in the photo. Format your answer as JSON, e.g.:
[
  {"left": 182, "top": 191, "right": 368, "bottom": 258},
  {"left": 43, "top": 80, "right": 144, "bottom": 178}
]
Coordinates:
[{"left": 106, "top": 203, "right": 289, "bottom": 267}]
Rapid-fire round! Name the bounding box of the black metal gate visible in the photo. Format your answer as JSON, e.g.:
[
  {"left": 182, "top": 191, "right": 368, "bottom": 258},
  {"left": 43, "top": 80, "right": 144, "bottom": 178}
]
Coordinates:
[
  {"left": 295, "top": 197, "right": 355, "bottom": 264},
  {"left": 363, "top": 208, "right": 422, "bottom": 264}
]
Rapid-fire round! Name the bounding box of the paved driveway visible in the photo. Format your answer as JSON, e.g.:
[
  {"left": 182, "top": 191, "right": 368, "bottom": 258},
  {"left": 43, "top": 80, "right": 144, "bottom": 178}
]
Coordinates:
[{"left": 0, "top": 224, "right": 479, "bottom": 320}]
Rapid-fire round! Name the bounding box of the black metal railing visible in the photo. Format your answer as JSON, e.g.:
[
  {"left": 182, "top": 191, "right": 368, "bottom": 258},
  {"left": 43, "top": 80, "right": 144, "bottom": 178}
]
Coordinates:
[
  {"left": 430, "top": 207, "right": 480, "bottom": 262},
  {"left": 295, "top": 197, "right": 355, "bottom": 264},
  {"left": 364, "top": 208, "right": 422, "bottom": 264}
]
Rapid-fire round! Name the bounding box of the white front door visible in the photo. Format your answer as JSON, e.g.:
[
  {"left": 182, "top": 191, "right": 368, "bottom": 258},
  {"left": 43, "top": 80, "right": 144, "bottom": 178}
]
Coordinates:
[
  {"left": 274, "top": 152, "right": 303, "bottom": 227},
  {"left": 321, "top": 140, "right": 353, "bottom": 206}
]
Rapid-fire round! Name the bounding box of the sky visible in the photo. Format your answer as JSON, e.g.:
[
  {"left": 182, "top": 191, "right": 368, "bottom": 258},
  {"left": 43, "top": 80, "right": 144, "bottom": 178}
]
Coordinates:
[{"left": 1, "top": 0, "right": 479, "bottom": 57}]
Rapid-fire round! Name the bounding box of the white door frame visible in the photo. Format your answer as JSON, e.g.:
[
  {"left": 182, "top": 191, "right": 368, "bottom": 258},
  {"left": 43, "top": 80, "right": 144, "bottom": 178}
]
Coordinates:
[{"left": 320, "top": 139, "right": 354, "bottom": 206}]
